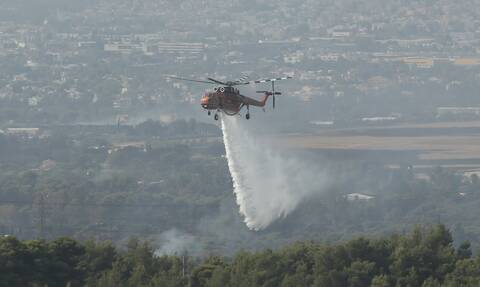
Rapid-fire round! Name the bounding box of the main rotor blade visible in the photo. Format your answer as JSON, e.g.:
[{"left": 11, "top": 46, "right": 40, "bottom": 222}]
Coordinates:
[
  {"left": 256, "top": 91, "right": 281, "bottom": 95},
  {"left": 237, "top": 75, "right": 249, "bottom": 82},
  {"left": 231, "top": 74, "right": 250, "bottom": 85},
  {"left": 252, "top": 76, "right": 293, "bottom": 84},
  {"left": 166, "top": 75, "right": 216, "bottom": 84},
  {"left": 207, "top": 78, "right": 229, "bottom": 86},
  {"left": 231, "top": 76, "right": 292, "bottom": 86}
]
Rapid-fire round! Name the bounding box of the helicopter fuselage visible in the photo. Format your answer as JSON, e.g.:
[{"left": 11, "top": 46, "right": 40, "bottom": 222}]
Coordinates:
[
  {"left": 201, "top": 86, "right": 271, "bottom": 117},
  {"left": 201, "top": 87, "right": 244, "bottom": 115}
]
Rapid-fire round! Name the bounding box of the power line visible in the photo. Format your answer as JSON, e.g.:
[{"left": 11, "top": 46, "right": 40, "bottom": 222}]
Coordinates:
[
  {"left": 0, "top": 223, "right": 182, "bottom": 236},
  {"left": 0, "top": 199, "right": 193, "bottom": 208},
  {"left": 0, "top": 198, "right": 203, "bottom": 237}
]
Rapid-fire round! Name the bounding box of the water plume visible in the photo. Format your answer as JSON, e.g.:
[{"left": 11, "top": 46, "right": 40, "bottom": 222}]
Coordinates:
[{"left": 221, "top": 116, "right": 327, "bottom": 230}]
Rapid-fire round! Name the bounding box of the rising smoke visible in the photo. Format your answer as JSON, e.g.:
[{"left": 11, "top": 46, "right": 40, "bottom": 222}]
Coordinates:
[
  {"left": 155, "top": 228, "right": 201, "bottom": 256},
  {"left": 221, "top": 116, "right": 328, "bottom": 230}
]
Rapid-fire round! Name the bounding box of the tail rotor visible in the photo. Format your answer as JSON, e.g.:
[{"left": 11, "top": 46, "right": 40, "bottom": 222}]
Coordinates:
[
  {"left": 272, "top": 81, "right": 275, "bottom": 109},
  {"left": 256, "top": 90, "right": 281, "bottom": 109},
  {"left": 256, "top": 80, "right": 282, "bottom": 109}
]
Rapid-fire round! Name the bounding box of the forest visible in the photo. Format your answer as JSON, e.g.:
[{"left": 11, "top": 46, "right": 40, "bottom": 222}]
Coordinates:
[
  {"left": 0, "top": 225, "right": 479, "bottom": 287},
  {"left": 1, "top": 119, "right": 480, "bottom": 254}
]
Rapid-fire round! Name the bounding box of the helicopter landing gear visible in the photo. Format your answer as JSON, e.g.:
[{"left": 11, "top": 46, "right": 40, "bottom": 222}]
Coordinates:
[
  {"left": 214, "top": 113, "right": 219, "bottom": 121},
  {"left": 207, "top": 110, "right": 211, "bottom": 116},
  {"left": 246, "top": 113, "right": 250, "bottom": 120}
]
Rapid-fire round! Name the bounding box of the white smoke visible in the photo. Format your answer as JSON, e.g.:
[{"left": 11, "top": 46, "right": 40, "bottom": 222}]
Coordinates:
[
  {"left": 221, "top": 116, "right": 328, "bottom": 230},
  {"left": 155, "top": 228, "right": 200, "bottom": 256}
]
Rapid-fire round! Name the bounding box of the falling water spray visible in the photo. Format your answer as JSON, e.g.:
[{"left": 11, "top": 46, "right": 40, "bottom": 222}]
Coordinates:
[{"left": 221, "top": 116, "right": 327, "bottom": 230}]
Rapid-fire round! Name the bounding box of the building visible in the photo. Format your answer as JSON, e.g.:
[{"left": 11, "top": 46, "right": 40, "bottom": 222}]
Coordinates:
[
  {"left": 403, "top": 57, "right": 434, "bottom": 69},
  {"left": 437, "top": 107, "right": 480, "bottom": 119},
  {"left": 344, "top": 193, "right": 375, "bottom": 202},
  {"left": 6, "top": 128, "right": 40, "bottom": 138}
]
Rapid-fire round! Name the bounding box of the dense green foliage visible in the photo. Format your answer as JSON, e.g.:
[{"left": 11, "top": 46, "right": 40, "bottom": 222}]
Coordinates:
[{"left": 0, "top": 225, "right": 479, "bottom": 287}]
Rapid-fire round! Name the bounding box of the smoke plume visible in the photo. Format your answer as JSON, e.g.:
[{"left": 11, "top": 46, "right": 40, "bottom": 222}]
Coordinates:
[
  {"left": 221, "top": 116, "right": 327, "bottom": 230},
  {"left": 155, "top": 229, "right": 201, "bottom": 256}
]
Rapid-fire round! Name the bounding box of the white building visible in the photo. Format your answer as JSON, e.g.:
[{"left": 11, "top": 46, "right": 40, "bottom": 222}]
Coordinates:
[{"left": 344, "top": 193, "right": 375, "bottom": 202}]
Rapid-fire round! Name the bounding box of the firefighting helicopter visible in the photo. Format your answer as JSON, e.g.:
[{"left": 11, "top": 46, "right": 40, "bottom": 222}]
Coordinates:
[{"left": 167, "top": 75, "right": 292, "bottom": 120}]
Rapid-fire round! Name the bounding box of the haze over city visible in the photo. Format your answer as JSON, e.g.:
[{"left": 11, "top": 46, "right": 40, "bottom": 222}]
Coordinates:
[{"left": 1, "top": 1, "right": 480, "bottom": 286}]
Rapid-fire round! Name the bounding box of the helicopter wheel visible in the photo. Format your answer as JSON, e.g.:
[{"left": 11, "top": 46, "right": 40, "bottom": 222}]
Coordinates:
[
  {"left": 214, "top": 114, "right": 219, "bottom": 121},
  {"left": 246, "top": 113, "right": 250, "bottom": 120}
]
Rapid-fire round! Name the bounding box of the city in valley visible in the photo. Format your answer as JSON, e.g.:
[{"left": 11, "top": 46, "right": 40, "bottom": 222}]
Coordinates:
[{"left": 1, "top": 1, "right": 480, "bottom": 286}]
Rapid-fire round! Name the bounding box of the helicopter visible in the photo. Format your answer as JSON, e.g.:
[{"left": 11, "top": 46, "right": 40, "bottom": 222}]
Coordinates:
[{"left": 167, "top": 75, "right": 292, "bottom": 120}]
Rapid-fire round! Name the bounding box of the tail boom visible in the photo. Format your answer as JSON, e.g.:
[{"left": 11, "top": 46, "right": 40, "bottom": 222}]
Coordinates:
[{"left": 242, "top": 93, "right": 273, "bottom": 107}]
